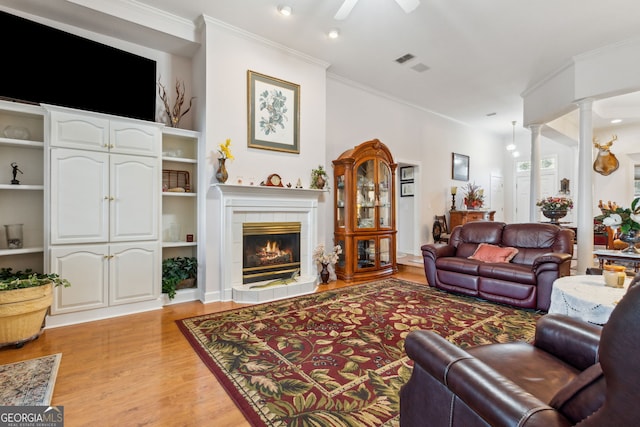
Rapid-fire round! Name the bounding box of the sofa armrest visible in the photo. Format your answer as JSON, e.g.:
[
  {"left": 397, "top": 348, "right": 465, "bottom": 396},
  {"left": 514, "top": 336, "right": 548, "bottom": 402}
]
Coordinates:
[
  {"left": 421, "top": 243, "right": 456, "bottom": 260},
  {"left": 532, "top": 252, "right": 573, "bottom": 272},
  {"left": 534, "top": 314, "right": 602, "bottom": 370},
  {"left": 404, "top": 330, "right": 571, "bottom": 427}
]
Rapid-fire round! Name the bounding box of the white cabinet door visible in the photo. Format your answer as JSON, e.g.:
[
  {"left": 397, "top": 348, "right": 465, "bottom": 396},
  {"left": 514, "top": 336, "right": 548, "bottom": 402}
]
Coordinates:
[
  {"left": 50, "top": 148, "right": 109, "bottom": 244},
  {"left": 50, "top": 244, "right": 109, "bottom": 314},
  {"left": 110, "top": 154, "right": 159, "bottom": 242},
  {"left": 109, "top": 241, "right": 159, "bottom": 305},
  {"left": 110, "top": 120, "right": 160, "bottom": 156},
  {"left": 49, "top": 110, "right": 109, "bottom": 151}
]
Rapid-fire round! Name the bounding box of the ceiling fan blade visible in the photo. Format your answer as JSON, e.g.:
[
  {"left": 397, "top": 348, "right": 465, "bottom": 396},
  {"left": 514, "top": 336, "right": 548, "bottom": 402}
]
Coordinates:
[
  {"left": 334, "top": 0, "right": 359, "bottom": 20},
  {"left": 394, "top": 0, "right": 420, "bottom": 14}
]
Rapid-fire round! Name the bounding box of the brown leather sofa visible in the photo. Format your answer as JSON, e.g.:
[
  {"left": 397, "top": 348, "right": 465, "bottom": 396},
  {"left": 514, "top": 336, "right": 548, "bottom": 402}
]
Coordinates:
[
  {"left": 399, "top": 277, "right": 640, "bottom": 426},
  {"left": 422, "top": 221, "right": 574, "bottom": 311}
]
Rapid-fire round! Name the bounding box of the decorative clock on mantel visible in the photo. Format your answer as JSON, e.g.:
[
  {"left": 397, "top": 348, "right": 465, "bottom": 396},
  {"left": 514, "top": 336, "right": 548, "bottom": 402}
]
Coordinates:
[{"left": 263, "top": 173, "right": 283, "bottom": 187}]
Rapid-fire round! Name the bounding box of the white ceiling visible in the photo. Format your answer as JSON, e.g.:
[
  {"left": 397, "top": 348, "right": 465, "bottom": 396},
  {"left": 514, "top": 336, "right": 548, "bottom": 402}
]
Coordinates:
[{"left": 4, "top": 0, "right": 640, "bottom": 138}]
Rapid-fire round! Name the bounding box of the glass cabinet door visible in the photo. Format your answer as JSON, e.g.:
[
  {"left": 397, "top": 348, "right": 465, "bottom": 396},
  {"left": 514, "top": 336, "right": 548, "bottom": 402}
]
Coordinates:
[
  {"left": 379, "top": 237, "right": 391, "bottom": 267},
  {"left": 356, "top": 237, "right": 376, "bottom": 269},
  {"left": 356, "top": 160, "right": 375, "bottom": 229},
  {"left": 378, "top": 160, "right": 391, "bottom": 228},
  {"left": 336, "top": 174, "right": 346, "bottom": 228}
]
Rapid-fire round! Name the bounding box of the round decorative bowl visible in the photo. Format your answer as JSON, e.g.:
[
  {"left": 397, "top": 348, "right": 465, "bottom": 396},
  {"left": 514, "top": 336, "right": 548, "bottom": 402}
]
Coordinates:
[
  {"left": 541, "top": 209, "right": 568, "bottom": 224},
  {"left": 619, "top": 230, "right": 640, "bottom": 253}
]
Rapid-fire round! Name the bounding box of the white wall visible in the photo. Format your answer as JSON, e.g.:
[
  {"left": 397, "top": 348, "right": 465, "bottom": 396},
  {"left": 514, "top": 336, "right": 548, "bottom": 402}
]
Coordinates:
[
  {"left": 201, "top": 20, "right": 330, "bottom": 300},
  {"left": 326, "top": 77, "right": 504, "bottom": 253}
]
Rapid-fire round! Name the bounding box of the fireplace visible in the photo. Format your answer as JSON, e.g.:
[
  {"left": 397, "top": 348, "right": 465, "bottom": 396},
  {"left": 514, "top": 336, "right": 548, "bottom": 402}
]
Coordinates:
[
  {"left": 210, "top": 184, "right": 323, "bottom": 304},
  {"left": 243, "top": 222, "right": 301, "bottom": 284}
]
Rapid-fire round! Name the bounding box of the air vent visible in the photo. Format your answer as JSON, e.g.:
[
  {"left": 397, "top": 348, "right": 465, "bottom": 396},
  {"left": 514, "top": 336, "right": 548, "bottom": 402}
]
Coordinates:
[
  {"left": 486, "top": 112, "right": 497, "bottom": 117},
  {"left": 411, "top": 63, "right": 430, "bottom": 72},
  {"left": 395, "top": 53, "right": 415, "bottom": 64}
]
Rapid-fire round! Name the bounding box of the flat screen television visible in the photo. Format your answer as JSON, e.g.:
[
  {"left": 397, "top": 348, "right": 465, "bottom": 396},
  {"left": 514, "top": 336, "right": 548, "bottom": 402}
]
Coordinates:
[{"left": 0, "top": 11, "right": 157, "bottom": 122}]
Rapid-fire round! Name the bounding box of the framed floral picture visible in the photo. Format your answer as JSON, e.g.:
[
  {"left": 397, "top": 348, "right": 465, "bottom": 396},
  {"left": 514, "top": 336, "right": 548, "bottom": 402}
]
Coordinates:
[{"left": 247, "top": 70, "right": 300, "bottom": 154}]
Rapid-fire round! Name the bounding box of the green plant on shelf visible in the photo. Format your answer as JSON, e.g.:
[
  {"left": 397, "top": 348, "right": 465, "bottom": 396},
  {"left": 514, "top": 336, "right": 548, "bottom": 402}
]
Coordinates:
[{"left": 162, "top": 257, "right": 197, "bottom": 300}]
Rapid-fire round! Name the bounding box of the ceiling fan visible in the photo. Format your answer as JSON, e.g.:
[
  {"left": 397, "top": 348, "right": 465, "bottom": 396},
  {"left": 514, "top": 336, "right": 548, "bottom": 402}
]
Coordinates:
[{"left": 334, "top": 0, "right": 420, "bottom": 20}]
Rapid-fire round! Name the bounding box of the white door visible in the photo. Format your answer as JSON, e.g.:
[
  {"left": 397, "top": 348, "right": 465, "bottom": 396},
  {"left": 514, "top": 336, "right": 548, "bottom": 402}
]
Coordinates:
[
  {"left": 515, "top": 169, "right": 557, "bottom": 223},
  {"left": 109, "top": 241, "right": 159, "bottom": 305},
  {"left": 490, "top": 175, "right": 504, "bottom": 222},
  {"left": 50, "top": 148, "right": 109, "bottom": 244},
  {"left": 110, "top": 154, "right": 159, "bottom": 242},
  {"left": 50, "top": 244, "right": 109, "bottom": 314}
]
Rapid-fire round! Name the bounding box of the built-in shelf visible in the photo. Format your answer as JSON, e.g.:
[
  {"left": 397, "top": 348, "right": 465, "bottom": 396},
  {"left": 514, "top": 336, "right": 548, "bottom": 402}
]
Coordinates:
[
  {"left": 162, "top": 241, "right": 197, "bottom": 248},
  {"left": 162, "top": 192, "right": 196, "bottom": 197},
  {"left": 0, "top": 247, "right": 44, "bottom": 256},
  {"left": 0, "top": 184, "right": 44, "bottom": 190},
  {"left": 0, "top": 138, "right": 44, "bottom": 149},
  {"left": 162, "top": 156, "right": 197, "bottom": 164}
]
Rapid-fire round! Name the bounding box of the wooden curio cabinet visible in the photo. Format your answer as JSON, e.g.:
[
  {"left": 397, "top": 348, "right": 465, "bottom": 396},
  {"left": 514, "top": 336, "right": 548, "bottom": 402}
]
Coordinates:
[{"left": 332, "top": 139, "right": 398, "bottom": 282}]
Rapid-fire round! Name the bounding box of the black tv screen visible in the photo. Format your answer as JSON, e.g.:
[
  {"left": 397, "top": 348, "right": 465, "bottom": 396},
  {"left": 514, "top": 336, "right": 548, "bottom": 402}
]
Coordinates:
[{"left": 0, "top": 11, "right": 157, "bottom": 122}]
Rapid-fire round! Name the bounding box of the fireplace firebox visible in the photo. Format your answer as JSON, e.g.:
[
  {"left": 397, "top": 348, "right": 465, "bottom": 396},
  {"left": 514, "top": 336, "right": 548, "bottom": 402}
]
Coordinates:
[{"left": 243, "top": 222, "right": 301, "bottom": 284}]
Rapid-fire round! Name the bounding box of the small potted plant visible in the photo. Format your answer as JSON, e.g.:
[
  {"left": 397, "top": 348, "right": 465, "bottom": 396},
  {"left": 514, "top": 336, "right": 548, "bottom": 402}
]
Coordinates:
[
  {"left": 162, "top": 257, "right": 198, "bottom": 300},
  {"left": 0, "top": 268, "right": 71, "bottom": 348},
  {"left": 310, "top": 165, "right": 329, "bottom": 190}
]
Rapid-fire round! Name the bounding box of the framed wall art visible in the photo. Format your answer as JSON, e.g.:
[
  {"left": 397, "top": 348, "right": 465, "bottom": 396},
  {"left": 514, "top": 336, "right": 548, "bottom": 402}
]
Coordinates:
[
  {"left": 401, "top": 182, "right": 415, "bottom": 197},
  {"left": 400, "top": 166, "right": 414, "bottom": 181},
  {"left": 452, "top": 152, "right": 469, "bottom": 181},
  {"left": 247, "top": 70, "right": 300, "bottom": 154}
]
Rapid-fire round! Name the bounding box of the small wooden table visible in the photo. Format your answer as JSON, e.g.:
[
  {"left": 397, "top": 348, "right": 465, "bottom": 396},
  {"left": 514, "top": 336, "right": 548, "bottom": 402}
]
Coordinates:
[
  {"left": 549, "top": 275, "right": 630, "bottom": 324},
  {"left": 593, "top": 249, "right": 640, "bottom": 272},
  {"left": 449, "top": 210, "right": 495, "bottom": 230}
]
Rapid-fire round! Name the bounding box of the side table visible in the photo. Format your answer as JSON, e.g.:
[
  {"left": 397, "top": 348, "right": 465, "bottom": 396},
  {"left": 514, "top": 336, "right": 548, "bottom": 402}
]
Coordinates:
[
  {"left": 549, "top": 275, "right": 630, "bottom": 324},
  {"left": 593, "top": 249, "right": 640, "bottom": 272}
]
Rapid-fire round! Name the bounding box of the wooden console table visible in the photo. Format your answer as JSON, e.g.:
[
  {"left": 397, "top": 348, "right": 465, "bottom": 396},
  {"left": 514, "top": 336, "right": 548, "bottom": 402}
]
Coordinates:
[{"left": 449, "top": 210, "right": 496, "bottom": 230}]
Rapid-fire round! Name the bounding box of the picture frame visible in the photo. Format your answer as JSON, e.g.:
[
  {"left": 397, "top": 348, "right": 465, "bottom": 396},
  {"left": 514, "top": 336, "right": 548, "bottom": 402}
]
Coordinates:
[
  {"left": 247, "top": 70, "right": 300, "bottom": 154},
  {"left": 401, "top": 182, "right": 415, "bottom": 197},
  {"left": 452, "top": 153, "right": 469, "bottom": 181},
  {"left": 400, "top": 166, "right": 414, "bottom": 181}
]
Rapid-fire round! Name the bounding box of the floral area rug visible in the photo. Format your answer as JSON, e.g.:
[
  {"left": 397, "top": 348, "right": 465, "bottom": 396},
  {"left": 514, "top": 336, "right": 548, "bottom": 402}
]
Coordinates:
[
  {"left": 0, "top": 353, "right": 62, "bottom": 406},
  {"left": 177, "top": 278, "right": 541, "bottom": 426}
]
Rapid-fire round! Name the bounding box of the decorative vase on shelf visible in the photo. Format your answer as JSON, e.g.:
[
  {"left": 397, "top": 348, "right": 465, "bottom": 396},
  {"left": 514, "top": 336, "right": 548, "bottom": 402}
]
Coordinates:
[
  {"left": 215, "top": 158, "right": 228, "bottom": 184},
  {"left": 541, "top": 209, "right": 568, "bottom": 225},
  {"left": 320, "top": 263, "right": 330, "bottom": 284},
  {"left": 619, "top": 230, "right": 640, "bottom": 253}
]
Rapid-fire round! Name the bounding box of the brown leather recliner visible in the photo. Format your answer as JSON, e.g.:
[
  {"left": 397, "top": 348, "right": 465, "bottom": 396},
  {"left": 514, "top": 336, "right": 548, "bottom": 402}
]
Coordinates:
[
  {"left": 400, "top": 274, "right": 640, "bottom": 427},
  {"left": 400, "top": 278, "right": 640, "bottom": 426}
]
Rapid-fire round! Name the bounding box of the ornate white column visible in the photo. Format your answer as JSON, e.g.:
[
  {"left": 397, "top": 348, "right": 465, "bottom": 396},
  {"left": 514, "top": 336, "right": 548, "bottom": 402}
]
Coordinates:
[
  {"left": 576, "top": 99, "right": 595, "bottom": 275},
  {"left": 528, "top": 124, "right": 542, "bottom": 221}
]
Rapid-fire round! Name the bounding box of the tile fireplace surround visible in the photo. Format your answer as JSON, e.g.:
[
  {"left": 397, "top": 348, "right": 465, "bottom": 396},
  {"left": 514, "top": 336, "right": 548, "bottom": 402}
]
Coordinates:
[{"left": 211, "top": 184, "right": 324, "bottom": 303}]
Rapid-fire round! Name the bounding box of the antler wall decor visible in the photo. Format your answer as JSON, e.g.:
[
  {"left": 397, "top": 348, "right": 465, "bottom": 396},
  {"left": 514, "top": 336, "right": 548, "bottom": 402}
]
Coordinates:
[
  {"left": 157, "top": 77, "right": 195, "bottom": 128},
  {"left": 593, "top": 135, "right": 619, "bottom": 176}
]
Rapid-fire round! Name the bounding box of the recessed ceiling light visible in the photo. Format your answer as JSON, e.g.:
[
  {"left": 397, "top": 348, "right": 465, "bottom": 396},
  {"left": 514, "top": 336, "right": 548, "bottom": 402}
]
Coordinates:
[
  {"left": 278, "top": 5, "right": 292, "bottom": 16},
  {"left": 611, "top": 119, "right": 622, "bottom": 124},
  {"left": 512, "top": 151, "right": 520, "bottom": 158},
  {"left": 328, "top": 28, "right": 340, "bottom": 39}
]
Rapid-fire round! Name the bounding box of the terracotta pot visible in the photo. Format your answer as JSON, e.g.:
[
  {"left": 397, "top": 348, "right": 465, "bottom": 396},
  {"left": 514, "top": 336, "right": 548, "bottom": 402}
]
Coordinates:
[{"left": 0, "top": 282, "right": 53, "bottom": 348}]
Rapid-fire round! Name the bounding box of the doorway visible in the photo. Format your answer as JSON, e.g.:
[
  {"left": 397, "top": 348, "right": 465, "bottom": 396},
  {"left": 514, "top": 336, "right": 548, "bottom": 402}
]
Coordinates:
[{"left": 397, "top": 161, "right": 421, "bottom": 256}]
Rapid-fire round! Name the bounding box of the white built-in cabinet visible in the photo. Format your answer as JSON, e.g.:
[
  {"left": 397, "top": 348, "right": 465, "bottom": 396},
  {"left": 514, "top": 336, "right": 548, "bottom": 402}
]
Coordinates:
[
  {"left": 44, "top": 105, "right": 162, "bottom": 315},
  {"left": 0, "top": 100, "right": 45, "bottom": 273}
]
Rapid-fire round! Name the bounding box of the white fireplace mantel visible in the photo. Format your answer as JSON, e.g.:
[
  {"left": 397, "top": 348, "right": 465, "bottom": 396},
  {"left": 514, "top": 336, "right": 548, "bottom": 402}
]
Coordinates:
[{"left": 210, "top": 184, "right": 324, "bottom": 303}]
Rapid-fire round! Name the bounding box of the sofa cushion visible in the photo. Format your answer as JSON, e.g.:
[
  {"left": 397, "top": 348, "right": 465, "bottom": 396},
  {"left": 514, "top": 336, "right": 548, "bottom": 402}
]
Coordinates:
[
  {"left": 477, "top": 262, "right": 536, "bottom": 284},
  {"left": 468, "top": 243, "right": 519, "bottom": 263}
]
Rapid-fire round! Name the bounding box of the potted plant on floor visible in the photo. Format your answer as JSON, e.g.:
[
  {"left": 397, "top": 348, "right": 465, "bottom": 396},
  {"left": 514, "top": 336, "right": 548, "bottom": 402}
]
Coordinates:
[
  {"left": 0, "top": 268, "right": 71, "bottom": 348},
  {"left": 162, "top": 257, "right": 198, "bottom": 300}
]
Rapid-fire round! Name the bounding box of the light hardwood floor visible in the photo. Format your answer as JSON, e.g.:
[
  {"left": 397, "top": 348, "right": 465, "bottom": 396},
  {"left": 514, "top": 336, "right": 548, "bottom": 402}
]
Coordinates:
[{"left": 0, "top": 267, "right": 426, "bottom": 426}]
